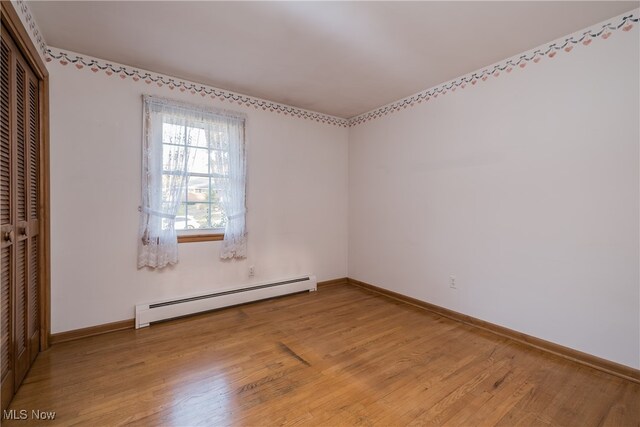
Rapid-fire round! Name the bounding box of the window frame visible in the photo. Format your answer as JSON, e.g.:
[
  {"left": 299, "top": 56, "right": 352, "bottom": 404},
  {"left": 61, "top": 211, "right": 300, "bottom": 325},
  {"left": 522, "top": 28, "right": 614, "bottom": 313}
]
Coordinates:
[{"left": 177, "top": 233, "right": 224, "bottom": 244}]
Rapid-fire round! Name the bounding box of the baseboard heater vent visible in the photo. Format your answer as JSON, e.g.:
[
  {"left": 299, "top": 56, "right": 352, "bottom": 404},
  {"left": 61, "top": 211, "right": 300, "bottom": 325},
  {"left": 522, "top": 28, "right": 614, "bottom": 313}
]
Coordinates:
[{"left": 135, "top": 275, "right": 316, "bottom": 329}]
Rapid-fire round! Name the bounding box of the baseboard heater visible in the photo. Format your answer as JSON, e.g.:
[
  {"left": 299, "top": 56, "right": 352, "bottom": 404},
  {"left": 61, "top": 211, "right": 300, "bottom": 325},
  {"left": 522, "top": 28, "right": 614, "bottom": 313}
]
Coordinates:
[{"left": 135, "top": 274, "right": 317, "bottom": 329}]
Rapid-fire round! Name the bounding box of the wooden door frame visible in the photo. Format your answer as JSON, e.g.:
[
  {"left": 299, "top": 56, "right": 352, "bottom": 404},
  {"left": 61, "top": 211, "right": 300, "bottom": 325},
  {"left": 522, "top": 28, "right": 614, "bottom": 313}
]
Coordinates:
[{"left": 1, "top": 1, "right": 50, "bottom": 351}]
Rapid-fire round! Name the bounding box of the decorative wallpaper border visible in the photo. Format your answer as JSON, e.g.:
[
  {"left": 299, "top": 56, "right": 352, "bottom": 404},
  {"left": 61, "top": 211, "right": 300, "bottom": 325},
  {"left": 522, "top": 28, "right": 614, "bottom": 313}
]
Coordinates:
[
  {"left": 11, "top": 0, "right": 48, "bottom": 62},
  {"left": 349, "top": 11, "right": 638, "bottom": 127},
  {"left": 45, "top": 47, "right": 350, "bottom": 128},
  {"left": 42, "top": 8, "right": 637, "bottom": 129}
]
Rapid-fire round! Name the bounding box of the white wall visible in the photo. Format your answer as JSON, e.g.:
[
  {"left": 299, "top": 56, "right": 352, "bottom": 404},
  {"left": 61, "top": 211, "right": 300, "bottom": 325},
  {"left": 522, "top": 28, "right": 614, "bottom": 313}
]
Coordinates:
[
  {"left": 349, "top": 28, "right": 639, "bottom": 368},
  {"left": 48, "top": 54, "right": 349, "bottom": 333}
]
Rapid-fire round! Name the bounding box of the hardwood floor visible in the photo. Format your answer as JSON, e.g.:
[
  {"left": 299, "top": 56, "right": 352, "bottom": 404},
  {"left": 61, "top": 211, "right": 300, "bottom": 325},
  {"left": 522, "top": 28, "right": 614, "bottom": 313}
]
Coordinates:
[{"left": 6, "top": 284, "right": 639, "bottom": 426}]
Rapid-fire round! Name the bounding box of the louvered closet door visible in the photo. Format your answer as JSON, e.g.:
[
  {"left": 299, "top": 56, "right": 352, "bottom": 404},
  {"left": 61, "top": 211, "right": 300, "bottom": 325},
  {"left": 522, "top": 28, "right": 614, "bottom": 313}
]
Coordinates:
[
  {"left": 13, "top": 43, "right": 30, "bottom": 386},
  {"left": 11, "top": 32, "right": 38, "bottom": 387},
  {"left": 0, "top": 30, "right": 15, "bottom": 411},
  {"left": 25, "top": 62, "right": 39, "bottom": 367},
  {"left": 0, "top": 26, "right": 40, "bottom": 406}
]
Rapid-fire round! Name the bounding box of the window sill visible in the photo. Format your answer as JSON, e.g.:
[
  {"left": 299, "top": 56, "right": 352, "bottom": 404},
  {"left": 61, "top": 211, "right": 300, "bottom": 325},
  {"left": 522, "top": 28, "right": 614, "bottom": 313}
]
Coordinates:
[{"left": 178, "top": 233, "right": 224, "bottom": 244}]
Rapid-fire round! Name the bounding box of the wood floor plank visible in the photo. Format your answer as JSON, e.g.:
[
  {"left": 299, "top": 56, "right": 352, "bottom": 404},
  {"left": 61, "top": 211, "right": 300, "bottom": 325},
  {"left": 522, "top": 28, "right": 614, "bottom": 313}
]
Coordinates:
[{"left": 5, "top": 284, "right": 639, "bottom": 426}]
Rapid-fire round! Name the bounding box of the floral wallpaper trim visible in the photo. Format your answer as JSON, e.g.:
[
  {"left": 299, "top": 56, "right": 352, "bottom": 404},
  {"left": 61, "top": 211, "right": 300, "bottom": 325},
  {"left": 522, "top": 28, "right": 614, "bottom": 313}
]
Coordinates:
[
  {"left": 44, "top": 10, "right": 637, "bottom": 129},
  {"left": 46, "top": 47, "right": 350, "bottom": 128},
  {"left": 349, "top": 11, "right": 638, "bottom": 127},
  {"left": 11, "top": 0, "right": 48, "bottom": 63}
]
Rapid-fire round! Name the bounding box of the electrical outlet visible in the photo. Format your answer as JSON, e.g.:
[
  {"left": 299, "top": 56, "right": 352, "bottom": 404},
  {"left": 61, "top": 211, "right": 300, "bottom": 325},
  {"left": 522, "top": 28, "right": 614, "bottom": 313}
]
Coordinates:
[
  {"left": 248, "top": 266, "right": 255, "bottom": 277},
  {"left": 449, "top": 274, "right": 457, "bottom": 289}
]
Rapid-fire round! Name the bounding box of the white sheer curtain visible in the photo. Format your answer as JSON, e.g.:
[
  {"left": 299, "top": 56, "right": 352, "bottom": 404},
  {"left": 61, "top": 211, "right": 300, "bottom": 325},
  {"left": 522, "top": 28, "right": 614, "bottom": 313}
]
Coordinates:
[
  {"left": 137, "top": 96, "right": 247, "bottom": 269},
  {"left": 138, "top": 97, "right": 191, "bottom": 268},
  {"left": 219, "top": 118, "right": 247, "bottom": 259}
]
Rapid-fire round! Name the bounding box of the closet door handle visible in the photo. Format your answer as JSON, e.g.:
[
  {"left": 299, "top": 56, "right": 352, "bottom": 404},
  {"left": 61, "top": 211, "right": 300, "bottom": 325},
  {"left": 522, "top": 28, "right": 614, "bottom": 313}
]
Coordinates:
[
  {"left": 17, "top": 221, "right": 28, "bottom": 237},
  {"left": 4, "top": 230, "right": 14, "bottom": 243}
]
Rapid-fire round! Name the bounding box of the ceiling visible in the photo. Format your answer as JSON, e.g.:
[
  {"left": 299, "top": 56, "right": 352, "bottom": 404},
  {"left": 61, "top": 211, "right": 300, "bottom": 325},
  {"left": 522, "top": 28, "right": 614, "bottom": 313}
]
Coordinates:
[{"left": 30, "top": 1, "right": 639, "bottom": 118}]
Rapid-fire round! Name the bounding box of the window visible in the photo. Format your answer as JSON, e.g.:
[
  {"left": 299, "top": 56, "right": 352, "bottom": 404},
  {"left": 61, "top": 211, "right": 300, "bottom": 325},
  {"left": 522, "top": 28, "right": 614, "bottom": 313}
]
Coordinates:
[
  {"left": 138, "top": 96, "right": 247, "bottom": 269},
  {"left": 161, "top": 118, "right": 229, "bottom": 241}
]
